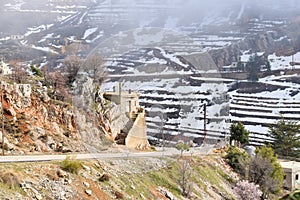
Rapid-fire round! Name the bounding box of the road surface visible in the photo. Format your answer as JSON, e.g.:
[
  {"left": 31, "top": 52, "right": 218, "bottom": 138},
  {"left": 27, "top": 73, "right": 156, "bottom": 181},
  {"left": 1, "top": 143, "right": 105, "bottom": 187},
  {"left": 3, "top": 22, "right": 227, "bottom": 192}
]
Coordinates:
[{"left": 0, "top": 146, "right": 214, "bottom": 163}]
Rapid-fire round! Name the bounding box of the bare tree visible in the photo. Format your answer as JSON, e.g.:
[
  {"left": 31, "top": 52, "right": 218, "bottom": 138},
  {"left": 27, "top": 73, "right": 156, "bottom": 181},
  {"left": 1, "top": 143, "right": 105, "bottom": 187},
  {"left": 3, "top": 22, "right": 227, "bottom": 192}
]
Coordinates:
[
  {"left": 248, "top": 156, "right": 282, "bottom": 199},
  {"left": 9, "top": 59, "right": 28, "bottom": 83},
  {"left": 83, "top": 53, "right": 106, "bottom": 85},
  {"left": 246, "top": 147, "right": 284, "bottom": 199},
  {"left": 177, "top": 160, "right": 193, "bottom": 197},
  {"left": 45, "top": 71, "right": 70, "bottom": 101},
  {"left": 62, "top": 55, "right": 83, "bottom": 86}
]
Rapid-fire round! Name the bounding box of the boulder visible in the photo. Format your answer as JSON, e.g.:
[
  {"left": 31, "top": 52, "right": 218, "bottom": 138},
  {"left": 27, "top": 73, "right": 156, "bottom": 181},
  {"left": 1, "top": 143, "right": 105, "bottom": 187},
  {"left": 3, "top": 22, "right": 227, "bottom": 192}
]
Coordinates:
[
  {"left": 57, "top": 169, "right": 68, "bottom": 178},
  {"left": 85, "top": 190, "right": 92, "bottom": 196}
]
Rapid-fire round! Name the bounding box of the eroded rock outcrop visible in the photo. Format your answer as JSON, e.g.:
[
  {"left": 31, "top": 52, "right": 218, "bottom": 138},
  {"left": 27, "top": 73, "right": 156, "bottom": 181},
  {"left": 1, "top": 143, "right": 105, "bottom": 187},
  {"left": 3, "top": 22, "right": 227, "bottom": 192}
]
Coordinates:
[
  {"left": 0, "top": 81, "right": 84, "bottom": 154},
  {"left": 209, "top": 22, "right": 300, "bottom": 67}
]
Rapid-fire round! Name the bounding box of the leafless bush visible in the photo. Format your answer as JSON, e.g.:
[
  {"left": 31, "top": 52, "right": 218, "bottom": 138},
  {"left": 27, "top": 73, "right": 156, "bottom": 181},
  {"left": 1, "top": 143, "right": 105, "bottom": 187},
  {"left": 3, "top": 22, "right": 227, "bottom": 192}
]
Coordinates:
[{"left": 177, "top": 160, "right": 193, "bottom": 197}]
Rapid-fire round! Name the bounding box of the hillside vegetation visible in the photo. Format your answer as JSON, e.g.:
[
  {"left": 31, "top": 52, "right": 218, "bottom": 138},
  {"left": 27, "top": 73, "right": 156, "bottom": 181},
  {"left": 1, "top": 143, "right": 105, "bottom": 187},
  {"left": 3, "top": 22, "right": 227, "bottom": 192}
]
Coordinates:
[{"left": 0, "top": 154, "right": 239, "bottom": 200}]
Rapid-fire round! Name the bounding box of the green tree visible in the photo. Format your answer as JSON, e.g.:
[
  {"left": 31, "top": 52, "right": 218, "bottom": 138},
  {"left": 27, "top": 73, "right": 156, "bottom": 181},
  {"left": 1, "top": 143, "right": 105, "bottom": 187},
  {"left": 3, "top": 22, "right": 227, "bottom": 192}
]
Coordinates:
[
  {"left": 230, "top": 122, "right": 250, "bottom": 146},
  {"left": 265, "top": 60, "right": 271, "bottom": 72},
  {"left": 249, "top": 146, "right": 284, "bottom": 199},
  {"left": 237, "top": 61, "right": 244, "bottom": 72},
  {"left": 246, "top": 53, "right": 260, "bottom": 82},
  {"left": 269, "top": 119, "right": 300, "bottom": 157},
  {"left": 176, "top": 141, "right": 190, "bottom": 157},
  {"left": 30, "top": 65, "right": 43, "bottom": 77},
  {"left": 225, "top": 146, "right": 249, "bottom": 172}
]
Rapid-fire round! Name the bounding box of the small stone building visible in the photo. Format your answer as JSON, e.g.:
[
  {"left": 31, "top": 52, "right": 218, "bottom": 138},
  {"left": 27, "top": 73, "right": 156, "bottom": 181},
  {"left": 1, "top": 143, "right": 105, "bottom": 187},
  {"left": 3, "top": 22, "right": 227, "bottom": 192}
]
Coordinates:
[
  {"left": 103, "top": 88, "right": 149, "bottom": 149},
  {"left": 280, "top": 161, "right": 300, "bottom": 191},
  {"left": 103, "top": 90, "right": 140, "bottom": 118}
]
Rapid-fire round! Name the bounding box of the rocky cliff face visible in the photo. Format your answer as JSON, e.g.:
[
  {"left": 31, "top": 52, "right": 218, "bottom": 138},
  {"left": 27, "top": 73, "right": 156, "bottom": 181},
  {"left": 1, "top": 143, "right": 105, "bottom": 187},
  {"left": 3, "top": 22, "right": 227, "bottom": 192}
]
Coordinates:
[
  {"left": 0, "top": 81, "right": 87, "bottom": 154},
  {"left": 0, "top": 72, "right": 148, "bottom": 154}
]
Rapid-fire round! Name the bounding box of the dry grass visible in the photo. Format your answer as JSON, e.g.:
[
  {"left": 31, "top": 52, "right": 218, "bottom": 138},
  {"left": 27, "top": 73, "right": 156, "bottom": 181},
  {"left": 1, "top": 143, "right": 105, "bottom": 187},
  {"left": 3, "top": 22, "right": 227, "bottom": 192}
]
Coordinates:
[{"left": 0, "top": 171, "right": 22, "bottom": 188}]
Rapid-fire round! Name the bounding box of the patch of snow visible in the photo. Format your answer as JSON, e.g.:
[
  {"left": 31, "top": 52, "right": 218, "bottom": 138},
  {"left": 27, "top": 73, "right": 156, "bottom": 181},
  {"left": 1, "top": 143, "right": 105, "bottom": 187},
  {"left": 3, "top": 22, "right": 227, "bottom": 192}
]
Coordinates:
[
  {"left": 0, "top": 37, "right": 10, "bottom": 41},
  {"left": 25, "top": 24, "right": 54, "bottom": 37},
  {"left": 268, "top": 52, "right": 300, "bottom": 71},
  {"left": 38, "top": 33, "right": 54, "bottom": 43},
  {"left": 274, "top": 36, "right": 288, "bottom": 42},
  {"left": 4, "top": 0, "right": 25, "bottom": 11},
  {"left": 31, "top": 45, "right": 58, "bottom": 54},
  {"left": 78, "top": 12, "right": 88, "bottom": 25},
  {"left": 82, "top": 27, "right": 98, "bottom": 40},
  {"left": 55, "top": 5, "right": 76, "bottom": 9},
  {"left": 86, "top": 31, "right": 104, "bottom": 43},
  {"left": 157, "top": 47, "right": 189, "bottom": 68},
  {"left": 57, "top": 15, "right": 72, "bottom": 22}
]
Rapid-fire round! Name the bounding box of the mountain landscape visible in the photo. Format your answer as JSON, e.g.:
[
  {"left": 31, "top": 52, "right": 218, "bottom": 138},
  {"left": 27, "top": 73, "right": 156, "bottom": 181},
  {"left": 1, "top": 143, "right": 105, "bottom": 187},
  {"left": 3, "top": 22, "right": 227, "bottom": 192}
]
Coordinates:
[{"left": 0, "top": 0, "right": 299, "bottom": 199}]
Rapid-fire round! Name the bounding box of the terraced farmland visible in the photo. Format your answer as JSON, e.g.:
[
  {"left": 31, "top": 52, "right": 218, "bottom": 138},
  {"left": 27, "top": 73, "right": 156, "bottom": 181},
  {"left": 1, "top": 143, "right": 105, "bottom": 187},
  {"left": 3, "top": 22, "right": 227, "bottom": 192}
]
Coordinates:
[{"left": 229, "top": 78, "right": 300, "bottom": 145}]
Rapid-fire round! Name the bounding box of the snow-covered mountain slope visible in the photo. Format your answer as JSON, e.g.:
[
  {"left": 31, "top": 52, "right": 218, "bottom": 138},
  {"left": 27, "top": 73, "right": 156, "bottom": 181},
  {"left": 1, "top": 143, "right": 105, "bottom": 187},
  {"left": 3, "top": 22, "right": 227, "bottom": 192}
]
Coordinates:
[{"left": 1, "top": 0, "right": 300, "bottom": 146}]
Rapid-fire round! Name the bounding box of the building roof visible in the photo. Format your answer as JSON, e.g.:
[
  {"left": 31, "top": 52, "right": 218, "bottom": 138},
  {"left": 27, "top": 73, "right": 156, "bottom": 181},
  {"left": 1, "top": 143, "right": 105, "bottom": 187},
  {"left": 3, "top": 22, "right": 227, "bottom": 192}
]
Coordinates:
[{"left": 280, "top": 161, "right": 300, "bottom": 172}]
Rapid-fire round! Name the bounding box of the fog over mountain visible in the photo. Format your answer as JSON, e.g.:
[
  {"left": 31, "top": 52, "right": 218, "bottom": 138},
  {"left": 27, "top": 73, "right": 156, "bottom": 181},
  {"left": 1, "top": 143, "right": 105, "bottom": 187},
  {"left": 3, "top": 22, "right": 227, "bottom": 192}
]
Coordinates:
[
  {"left": 1, "top": 0, "right": 300, "bottom": 145},
  {"left": 1, "top": 0, "right": 299, "bottom": 36}
]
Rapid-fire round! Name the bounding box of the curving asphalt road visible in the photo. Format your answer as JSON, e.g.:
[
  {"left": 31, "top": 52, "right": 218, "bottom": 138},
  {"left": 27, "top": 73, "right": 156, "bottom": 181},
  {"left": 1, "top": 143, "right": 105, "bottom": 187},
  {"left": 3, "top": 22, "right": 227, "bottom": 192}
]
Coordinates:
[{"left": 0, "top": 146, "right": 215, "bottom": 163}]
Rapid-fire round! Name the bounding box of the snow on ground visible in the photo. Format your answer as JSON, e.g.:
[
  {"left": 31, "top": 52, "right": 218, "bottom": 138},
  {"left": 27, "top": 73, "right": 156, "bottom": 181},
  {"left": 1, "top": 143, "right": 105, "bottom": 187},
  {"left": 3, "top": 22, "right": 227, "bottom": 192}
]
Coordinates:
[
  {"left": 4, "top": 0, "right": 25, "bottom": 11},
  {"left": 38, "top": 33, "right": 54, "bottom": 43},
  {"left": 78, "top": 11, "right": 87, "bottom": 25},
  {"left": 260, "top": 74, "right": 300, "bottom": 89},
  {"left": 55, "top": 5, "right": 76, "bottom": 9},
  {"left": 228, "top": 74, "right": 300, "bottom": 143},
  {"left": 157, "top": 47, "right": 189, "bottom": 68},
  {"left": 57, "top": 15, "right": 72, "bottom": 22},
  {"left": 25, "top": 24, "right": 54, "bottom": 37},
  {"left": 0, "top": 37, "right": 10, "bottom": 41},
  {"left": 268, "top": 52, "right": 300, "bottom": 70},
  {"left": 240, "top": 51, "right": 265, "bottom": 62},
  {"left": 31, "top": 45, "right": 58, "bottom": 54},
  {"left": 82, "top": 27, "right": 98, "bottom": 40}
]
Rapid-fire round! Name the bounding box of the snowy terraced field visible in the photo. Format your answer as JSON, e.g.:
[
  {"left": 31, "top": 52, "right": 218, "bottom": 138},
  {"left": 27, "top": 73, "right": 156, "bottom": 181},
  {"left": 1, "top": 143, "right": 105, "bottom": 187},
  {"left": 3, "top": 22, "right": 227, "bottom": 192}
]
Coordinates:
[{"left": 229, "top": 75, "right": 300, "bottom": 145}]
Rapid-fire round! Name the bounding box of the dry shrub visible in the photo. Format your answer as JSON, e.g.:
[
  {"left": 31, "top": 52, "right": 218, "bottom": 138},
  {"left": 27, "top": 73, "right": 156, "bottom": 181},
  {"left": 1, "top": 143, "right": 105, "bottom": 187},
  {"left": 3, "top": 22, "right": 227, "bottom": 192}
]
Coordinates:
[
  {"left": 99, "top": 173, "right": 110, "bottom": 182},
  {"left": 115, "top": 191, "right": 124, "bottom": 199},
  {"left": 61, "top": 156, "right": 82, "bottom": 174},
  {"left": 47, "top": 172, "right": 59, "bottom": 181},
  {"left": 0, "top": 171, "right": 22, "bottom": 188}
]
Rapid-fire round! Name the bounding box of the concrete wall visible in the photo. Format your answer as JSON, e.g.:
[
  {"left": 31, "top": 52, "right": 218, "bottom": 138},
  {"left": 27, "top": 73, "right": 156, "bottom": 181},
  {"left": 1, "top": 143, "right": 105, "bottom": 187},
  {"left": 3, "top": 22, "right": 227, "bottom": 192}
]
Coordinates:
[
  {"left": 103, "top": 92, "right": 140, "bottom": 115},
  {"left": 283, "top": 170, "right": 293, "bottom": 190},
  {"left": 125, "top": 109, "right": 149, "bottom": 149},
  {"left": 281, "top": 161, "right": 300, "bottom": 191},
  {"left": 295, "top": 170, "right": 300, "bottom": 190}
]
